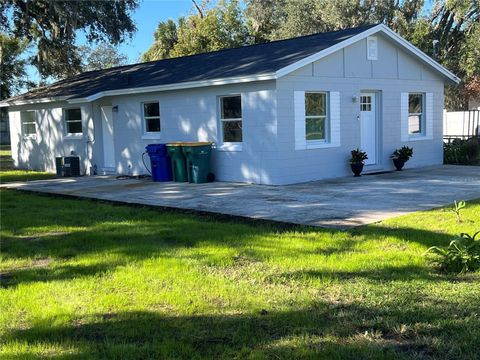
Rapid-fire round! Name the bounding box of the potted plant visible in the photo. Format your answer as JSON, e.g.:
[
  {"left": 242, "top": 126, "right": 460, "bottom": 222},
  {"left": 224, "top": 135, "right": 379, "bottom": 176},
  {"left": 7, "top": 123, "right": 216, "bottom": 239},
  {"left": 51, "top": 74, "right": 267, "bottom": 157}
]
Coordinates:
[
  {"left": 391, "top": 146, "right": 413, "bottom": 170},
  {"left": 349, "top": 148, "right": 368, "bottom": 177}
]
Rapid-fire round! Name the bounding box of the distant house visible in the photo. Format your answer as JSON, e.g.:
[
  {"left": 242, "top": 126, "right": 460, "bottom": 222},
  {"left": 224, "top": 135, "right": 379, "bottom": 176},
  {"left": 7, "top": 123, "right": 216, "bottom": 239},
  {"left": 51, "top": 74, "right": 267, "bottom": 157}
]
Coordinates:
[{"left": 0, "top": 24, "right": 459, "bottom": 185}]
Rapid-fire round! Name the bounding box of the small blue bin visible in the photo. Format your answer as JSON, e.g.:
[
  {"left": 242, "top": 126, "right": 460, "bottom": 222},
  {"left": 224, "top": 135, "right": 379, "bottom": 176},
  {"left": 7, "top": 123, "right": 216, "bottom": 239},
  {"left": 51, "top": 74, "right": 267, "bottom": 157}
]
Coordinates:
[{"left": 145, "top": 144, "right": 173, "bottom": 182}]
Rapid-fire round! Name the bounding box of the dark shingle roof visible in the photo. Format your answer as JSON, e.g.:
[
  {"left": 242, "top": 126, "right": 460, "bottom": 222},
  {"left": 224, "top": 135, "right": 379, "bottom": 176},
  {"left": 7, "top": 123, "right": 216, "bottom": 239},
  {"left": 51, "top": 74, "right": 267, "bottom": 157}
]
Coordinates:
[{"left": 7, "top": 24, "right": 378, "bottom": 103}]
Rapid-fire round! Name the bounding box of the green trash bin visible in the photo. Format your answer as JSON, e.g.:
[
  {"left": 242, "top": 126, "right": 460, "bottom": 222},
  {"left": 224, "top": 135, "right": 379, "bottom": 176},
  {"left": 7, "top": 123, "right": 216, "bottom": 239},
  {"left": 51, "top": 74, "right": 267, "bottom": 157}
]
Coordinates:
[
  {"left": 166, "top": 143, "right": 188, "bottom": 182},
  {"left": 182, "top": 142, "right": 213, "bottom": 184}
]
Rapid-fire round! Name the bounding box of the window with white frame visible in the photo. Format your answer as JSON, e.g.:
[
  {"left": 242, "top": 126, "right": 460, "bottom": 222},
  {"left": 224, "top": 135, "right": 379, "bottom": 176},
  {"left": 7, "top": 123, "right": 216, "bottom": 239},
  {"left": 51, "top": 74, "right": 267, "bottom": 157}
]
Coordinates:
[
  {"left": 305, "top": 92, "right": 328, "bottom": 141},
  {"left": 219, "top": 95, "right": 242, "bottom": 143},
  {"left": 143, "top": 102, "right": 161, "bottom": 133},
  {"left": 21, "top": 111, "right": 36, "bottom": 136},
  {"left": 408, "top": 93, "right": 424, "bottom": 135},
  {"left": 64, "top": 108, "right": 83, "bottom": 134}
]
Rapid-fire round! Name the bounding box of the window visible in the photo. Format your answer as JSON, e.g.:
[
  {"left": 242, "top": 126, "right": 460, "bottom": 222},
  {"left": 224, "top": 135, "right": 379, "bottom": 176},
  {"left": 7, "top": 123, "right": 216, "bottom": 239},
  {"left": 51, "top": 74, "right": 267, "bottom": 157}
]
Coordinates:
[
  {"left": 64, "top": 108, "right": 82, "bottom": 134},
  {"left": 219, "top": 95, "right": 242, "bottom": 143},
  {"left": 408, "top": 93, "right": 424, "bottom": 135},
  {"left": 21, "top": 111, "right": 36, "bottom": 136},
  {"left": 143, "top": 102, "right": 160, "bottom": 133},
  {"left": 367, "top": 36, "right": 378, "bottom": 60},
  {"left": 360, "top": 95, "right": 372, "bottom": 111},
  {"left": 305, "top": 92, "right": 328, "bottom": 141}
]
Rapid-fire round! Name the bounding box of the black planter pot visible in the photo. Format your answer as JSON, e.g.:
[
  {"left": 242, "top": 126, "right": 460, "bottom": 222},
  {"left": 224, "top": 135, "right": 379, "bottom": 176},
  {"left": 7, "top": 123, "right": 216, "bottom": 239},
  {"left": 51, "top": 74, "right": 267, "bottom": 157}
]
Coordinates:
[
  {"left": 350, "top": 162, "right": 364, "bottom": 177},
  {"left": 393, "top": 158, "right": 405, "bottom": 171}
]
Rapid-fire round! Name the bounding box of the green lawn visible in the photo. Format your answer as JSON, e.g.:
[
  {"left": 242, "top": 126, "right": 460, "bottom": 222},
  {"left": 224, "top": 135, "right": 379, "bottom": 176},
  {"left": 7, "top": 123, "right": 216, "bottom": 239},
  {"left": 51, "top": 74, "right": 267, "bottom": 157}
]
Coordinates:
[
  {"left": 0, "top": 145, "right": 55, "bottom": 183},
  {"left": 0, "top": 190, "right": 479, "bottom": 359}
]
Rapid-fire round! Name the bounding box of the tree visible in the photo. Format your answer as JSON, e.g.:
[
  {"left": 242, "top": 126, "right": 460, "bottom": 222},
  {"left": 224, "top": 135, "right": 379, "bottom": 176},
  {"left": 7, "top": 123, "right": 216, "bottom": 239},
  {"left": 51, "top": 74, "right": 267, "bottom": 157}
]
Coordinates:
[
  {"left": 141, "top": 19, "right": 182, "bottom": 62},
  {"left": 408, "top": 0, "right": 479, "bottom": 109},
  {"left": 141, "top": 0, "right": 248, "bottom": 61},
  {"left": 0, "top": 0, "right": 138, "bottom": 80},
  {"left": 252, "top": 0, "right": 424, "bottom": 40},
  {"left": 78, "top": 44, "right": 128, "bottom": 72},
  {"left": 171, "top": 0, "right": 248, "bottom": 57},
  {"left": 0, "top": 34, "right": 30, "bottom": 144},
  {"left": 0, "top": 34, "right": 29, "bottom": 100},
  {"left": 244, "top": 0, "right": 286, "bottom": 43}
]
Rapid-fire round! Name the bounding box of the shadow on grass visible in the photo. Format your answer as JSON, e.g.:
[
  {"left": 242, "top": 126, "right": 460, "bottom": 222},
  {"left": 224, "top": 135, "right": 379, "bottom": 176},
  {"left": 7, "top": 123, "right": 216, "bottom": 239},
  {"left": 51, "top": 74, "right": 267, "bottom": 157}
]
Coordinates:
[
  {"left": 269, "top": 265, "right": 442, "bottom": 283},
  {"left": 351, "top": 226, "right": 454, "bottom": 248},
  {"left": 0, "top": 263, "right": 116, "bottom": 288},
  {"left": 5, "top": 292, "right": 480, "bottom": 360},
  {"left": 0, "top": 307, "right": 443, "bottom": 360}
]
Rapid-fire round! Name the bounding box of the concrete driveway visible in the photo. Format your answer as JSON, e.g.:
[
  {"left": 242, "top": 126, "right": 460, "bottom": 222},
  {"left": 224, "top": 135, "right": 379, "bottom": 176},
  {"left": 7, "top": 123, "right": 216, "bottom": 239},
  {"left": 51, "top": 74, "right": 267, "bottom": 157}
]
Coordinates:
[{"left": 2, "top": 165, "right": 480, "bottom": 228}]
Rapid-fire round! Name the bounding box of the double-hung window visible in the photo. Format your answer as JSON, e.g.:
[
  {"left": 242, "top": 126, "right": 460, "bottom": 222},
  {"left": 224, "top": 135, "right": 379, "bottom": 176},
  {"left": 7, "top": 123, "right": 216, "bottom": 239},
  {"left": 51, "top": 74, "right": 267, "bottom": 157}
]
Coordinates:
[
  {"left": 64, "top": 108, "right": 83, "bottom": 135},
  {"left": 21, "top": 111, "right": 37, "bottom": 136},
  {"left": 219, "top": 95, "right": 242, "bottom": 143},
  {"left": 143, "top": 102, "right": 161, "bottom": 133},
  {"left": 305, "top": 92, "right": 328, "bottom": 141},
  {"left": 408, "top": 93, "right": 424, "bottom": 135}
]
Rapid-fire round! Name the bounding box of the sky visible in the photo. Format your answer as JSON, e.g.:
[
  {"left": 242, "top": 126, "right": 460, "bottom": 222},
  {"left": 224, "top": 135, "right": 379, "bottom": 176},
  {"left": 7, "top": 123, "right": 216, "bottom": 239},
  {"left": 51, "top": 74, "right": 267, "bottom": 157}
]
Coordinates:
[
  {"left": 116, "top": 0, "right": 195, "bottom": 63},
  {"left": 24, "top": 0, "right": 195, "bottom": 85}
]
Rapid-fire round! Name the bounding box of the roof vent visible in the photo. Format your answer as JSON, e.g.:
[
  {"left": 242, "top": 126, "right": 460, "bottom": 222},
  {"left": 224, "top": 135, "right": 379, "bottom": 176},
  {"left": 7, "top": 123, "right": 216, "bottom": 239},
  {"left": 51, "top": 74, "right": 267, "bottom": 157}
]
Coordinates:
[{"left": 367, "top": 36, "right": 378, "bottom": 60}]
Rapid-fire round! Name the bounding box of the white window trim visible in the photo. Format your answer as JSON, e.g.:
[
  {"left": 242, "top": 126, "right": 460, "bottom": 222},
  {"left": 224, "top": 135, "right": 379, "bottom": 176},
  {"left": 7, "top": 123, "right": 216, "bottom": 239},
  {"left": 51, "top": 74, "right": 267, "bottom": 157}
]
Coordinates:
[
  {"left": 63, "top": 107, "right": 83, "bottom": 138},
  {"left": 218, "top": 94, "right": 243, "bottom": 151},
  {"left": 142, "top": 101, "right": 161, "bottom": 138},
  {"left": 21, "top": 110, "right": 37, "bottom": 138}
]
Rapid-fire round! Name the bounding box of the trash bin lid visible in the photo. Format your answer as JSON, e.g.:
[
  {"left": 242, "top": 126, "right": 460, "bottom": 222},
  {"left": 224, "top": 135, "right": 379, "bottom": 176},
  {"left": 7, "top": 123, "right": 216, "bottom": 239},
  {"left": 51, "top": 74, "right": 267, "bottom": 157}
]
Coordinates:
[
  {"left": 166, "top": 142, "right": 184, "bottom": 147},
  {"left": 186, "top": 142, "right": 212, "bottom": 147},
  {"left": 146, "top": 143, "right": 168, "bottom": 154},
  {"left": 167, "top": 142, "right": 212, "bottom": 147}
]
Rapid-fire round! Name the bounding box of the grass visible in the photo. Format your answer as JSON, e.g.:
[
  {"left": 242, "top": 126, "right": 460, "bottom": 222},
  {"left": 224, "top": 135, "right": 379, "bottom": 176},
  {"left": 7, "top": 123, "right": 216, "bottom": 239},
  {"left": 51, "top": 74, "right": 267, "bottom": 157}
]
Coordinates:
[
  {"left": 0, "top": 190, "right": 479, "bottom": 360},
  {"left": 0, "top": 145, "right": 55, "bottom": 183}
]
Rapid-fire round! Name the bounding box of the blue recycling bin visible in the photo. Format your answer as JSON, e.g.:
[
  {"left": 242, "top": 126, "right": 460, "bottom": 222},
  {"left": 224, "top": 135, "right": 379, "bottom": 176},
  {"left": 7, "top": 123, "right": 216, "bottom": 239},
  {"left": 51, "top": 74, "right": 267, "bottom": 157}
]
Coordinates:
[{"left": 145, "top": 144, "right": 172, "bottom": 182}]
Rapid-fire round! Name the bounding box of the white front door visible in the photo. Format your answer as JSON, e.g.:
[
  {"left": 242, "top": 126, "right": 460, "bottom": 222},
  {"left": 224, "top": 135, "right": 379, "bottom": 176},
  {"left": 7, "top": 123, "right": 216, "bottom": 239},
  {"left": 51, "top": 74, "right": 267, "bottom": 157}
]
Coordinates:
[
  {"left": 360, "top": 92, "right": 377, "bottom": 165},
  {"left": 101, "top": 106, "right": 115, "bottom": 169}
]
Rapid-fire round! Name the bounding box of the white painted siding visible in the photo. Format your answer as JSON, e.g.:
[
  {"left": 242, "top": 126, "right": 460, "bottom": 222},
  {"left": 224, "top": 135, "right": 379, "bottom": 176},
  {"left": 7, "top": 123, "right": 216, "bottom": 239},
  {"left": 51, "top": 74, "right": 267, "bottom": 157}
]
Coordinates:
[
  {"left": 272, "top": 34, "right": 445, "bottom": 184},
  {"left": 8, "top": 102, "right": 92, "bottom": 174}
]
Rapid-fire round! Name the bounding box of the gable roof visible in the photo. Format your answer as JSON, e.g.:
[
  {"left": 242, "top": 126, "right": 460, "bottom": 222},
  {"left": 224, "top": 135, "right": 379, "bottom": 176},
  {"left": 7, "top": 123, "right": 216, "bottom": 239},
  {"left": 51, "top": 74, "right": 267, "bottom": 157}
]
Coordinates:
[{"left": 1, "top": 24, "right": 459, "bottom": 107}]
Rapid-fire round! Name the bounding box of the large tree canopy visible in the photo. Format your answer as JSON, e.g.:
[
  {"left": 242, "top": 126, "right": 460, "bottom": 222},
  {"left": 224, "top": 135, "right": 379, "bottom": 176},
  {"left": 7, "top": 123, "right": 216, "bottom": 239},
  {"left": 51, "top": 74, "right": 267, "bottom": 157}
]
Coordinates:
[
  {"left": 0, "top": 0, "right": 138, "bottom": 80},
  {"left": 142, "top": 0, "right": 248, "bottom": 61},
  {"left": 0, "top": 34, "right": 29, "bottom": 100},
  {"left": 78, "top": 44, "right": 128, "bottom": 72},
  {"left": 142, "top": 0, "right": 479, "bottom": 109}
]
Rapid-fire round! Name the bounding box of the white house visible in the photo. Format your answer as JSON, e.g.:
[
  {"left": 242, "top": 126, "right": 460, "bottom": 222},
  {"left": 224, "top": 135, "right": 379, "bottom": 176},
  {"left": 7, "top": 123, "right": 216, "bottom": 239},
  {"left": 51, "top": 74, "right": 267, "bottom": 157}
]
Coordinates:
[{"left": 1, "top": 24, "right": 459, "bottom": 185}]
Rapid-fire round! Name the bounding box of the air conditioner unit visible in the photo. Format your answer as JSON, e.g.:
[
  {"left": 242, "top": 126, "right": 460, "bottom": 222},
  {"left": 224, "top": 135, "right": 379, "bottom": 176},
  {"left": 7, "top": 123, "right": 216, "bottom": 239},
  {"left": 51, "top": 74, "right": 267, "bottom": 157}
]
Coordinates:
[{"left": 55, "top": 156, "right": 81, "bottom": 177}]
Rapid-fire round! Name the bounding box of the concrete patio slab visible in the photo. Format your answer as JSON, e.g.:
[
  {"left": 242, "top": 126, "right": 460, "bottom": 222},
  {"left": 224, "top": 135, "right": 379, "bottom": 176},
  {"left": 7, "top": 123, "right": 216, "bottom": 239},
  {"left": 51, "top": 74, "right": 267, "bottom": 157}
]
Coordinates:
[{"left": 2, "top": 165, "right": 479, "bottom": 228}]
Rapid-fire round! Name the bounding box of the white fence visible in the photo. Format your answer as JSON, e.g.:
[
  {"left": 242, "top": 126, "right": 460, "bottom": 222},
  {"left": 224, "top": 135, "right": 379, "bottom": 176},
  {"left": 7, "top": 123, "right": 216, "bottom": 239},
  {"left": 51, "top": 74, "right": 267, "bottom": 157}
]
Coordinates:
[{"left": 443, "top": 110, "right": 480, "bottom": 141}]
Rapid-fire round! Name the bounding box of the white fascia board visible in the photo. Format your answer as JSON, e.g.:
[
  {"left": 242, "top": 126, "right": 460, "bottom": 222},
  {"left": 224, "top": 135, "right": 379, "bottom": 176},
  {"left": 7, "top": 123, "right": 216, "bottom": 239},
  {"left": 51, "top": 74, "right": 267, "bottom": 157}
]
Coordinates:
[
  {"left": 0, "top": 96, "right": 69, "bottom": 108},
  {"left": 275, "top": 24, "right": 460, "bottom": 84},
  {"left": 66, "top": 73, "right": 276, "bottom": 103}
]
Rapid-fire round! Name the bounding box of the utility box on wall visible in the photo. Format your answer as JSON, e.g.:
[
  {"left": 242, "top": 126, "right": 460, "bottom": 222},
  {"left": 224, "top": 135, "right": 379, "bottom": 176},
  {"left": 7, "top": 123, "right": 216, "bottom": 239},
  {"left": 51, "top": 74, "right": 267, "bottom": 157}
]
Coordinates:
[{"left": 55, "top": 156, "right": 81, "bottom": 177}]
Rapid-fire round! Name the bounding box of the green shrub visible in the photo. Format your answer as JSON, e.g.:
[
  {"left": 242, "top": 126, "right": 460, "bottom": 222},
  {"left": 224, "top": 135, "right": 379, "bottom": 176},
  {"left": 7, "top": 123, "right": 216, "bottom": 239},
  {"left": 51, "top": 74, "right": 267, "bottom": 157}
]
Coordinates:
[
  {"left": 424, "top": 231, "right": 480, "bottom": 274},
  {"left": 444, "top": 137, "right": 480, "bottom": 165}
]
